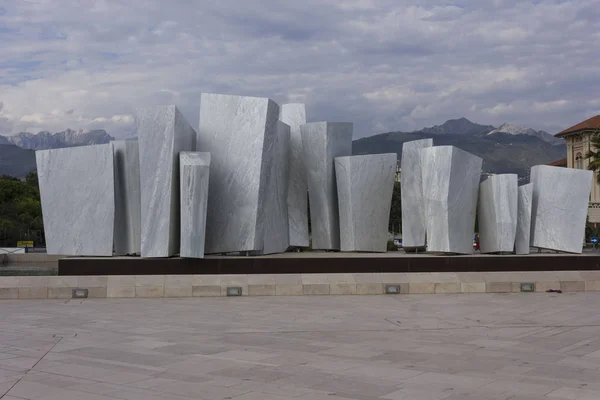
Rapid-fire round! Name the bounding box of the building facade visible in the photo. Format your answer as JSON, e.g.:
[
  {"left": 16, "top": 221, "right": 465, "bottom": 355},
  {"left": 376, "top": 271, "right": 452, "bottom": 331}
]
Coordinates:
[{"left": 555, "top": 115, "right": 600, "bottom": 224}]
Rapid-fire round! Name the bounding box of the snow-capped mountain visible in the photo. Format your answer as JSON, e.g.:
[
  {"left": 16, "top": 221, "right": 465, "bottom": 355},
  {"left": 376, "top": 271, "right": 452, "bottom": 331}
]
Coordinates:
[
  {"left": 1, "top": 129, "right": 115, "bottom": 150},
  {"left": 486, "top": 123, "right": 563, "bottom": 145}
]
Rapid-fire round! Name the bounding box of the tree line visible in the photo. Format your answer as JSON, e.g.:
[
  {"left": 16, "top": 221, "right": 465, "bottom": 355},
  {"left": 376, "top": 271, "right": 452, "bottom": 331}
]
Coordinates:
[{"left": 0, "top": 173, "right": 45, "bottom": 247}]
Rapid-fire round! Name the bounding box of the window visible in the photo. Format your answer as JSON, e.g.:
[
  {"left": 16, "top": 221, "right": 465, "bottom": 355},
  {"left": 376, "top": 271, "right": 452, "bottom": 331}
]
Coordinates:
[{"left": 576, "top": 153, "right": 583, "bottom": 169}]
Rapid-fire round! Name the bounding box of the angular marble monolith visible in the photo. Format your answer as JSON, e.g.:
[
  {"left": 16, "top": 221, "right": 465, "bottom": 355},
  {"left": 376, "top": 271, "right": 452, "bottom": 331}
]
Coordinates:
[
  {"left": 335, "top": 153, "right": 396, "bottom": 252},
  {"left": 137, "top": 105, "right": 196, "bottom": 257},
  {"left": 477, "top": 174, "right": 518, "bottom": 253},
  {"left": 530, "top": 165, "right": 592, "bottom": 253},
  {"left": 112, "top": 141, "right": 141, "bottom": 255},
  {"left": 179, "top": 152, "right": 210, "bottom": 258},
  {"left": 280, "top": 104, "right": 309, "bottom": 248},
  {"left": 302, "top": 122, "right": 353, "bottom": 250},
  {"left": 421, "top": 146, "right": 482, "bottom": 254},
  {"left": 401, "top": 139, "right": 433, "bottom": 248},
  {"left": 36, "top": 144, "right": 115, "bottom": 256},
  {"left": 198, "top": 93, "right": 279, "bottom": 254},
  {"left": 261, "top": 121, "right": 291, "bottom": 254},
  {"left": 515, "top": 183, "right": 533, "bottom": 255}
]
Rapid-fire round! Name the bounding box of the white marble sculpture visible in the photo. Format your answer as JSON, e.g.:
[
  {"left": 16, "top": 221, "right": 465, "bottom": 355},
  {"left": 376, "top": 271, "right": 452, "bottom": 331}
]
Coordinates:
[
  {"left": 261, "top": 121, "right": 291, "bottom": 254},
  {"left": 198, "top": 93, "right": 279, "bottom": 254},
  {"left": 515, "top": 183, "right": 533, "bottom": 255},
  {"left": 179, "top": 152, "right": 210, "bottom": 258},
  {"left": 335, "top": 153, "right": 396, "bottom": 252},
  {"left": 401, "top": 139, "right": 433, "bottom": 248},
  {"left": 137, "top": 105, "right": 196, "bottom": 257},
  {"left": 477, "top": 174, "right": 518, "bottom": 253},
  {"left": 301, "top": 122, "right": 353, "bottom": 250},
  {"left": 36, "top": 144, "right": 115, "bottom": 256},
  {"left": 530, "top": 165, "right": 592, "bottom": 253},
  {"left": 421, "top": 146, "right": 482, "bottom": 254},
  {"left": 112, "top": 141, "right": 141, "bottom": 255},
  {"left": 280, "top": 104, "right": 309, "bottom": 248}
]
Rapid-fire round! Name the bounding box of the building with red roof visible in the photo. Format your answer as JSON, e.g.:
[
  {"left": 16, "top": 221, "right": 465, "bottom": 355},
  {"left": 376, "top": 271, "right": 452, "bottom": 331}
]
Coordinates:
[{"left": 554, "top": 115, "right": 600, "bottom": 223}]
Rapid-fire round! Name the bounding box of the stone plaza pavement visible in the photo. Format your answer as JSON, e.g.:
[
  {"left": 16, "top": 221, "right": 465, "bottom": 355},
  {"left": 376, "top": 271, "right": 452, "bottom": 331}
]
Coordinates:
[{"left": 1, "top": 294, "right": 600, "bottom": 399}]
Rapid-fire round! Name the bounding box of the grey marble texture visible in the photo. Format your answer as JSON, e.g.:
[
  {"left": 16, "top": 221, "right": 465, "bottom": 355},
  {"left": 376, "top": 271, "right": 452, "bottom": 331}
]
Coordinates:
[
  {"left": 335, "top": 154, "right": 396, "bottom": 252},
  {"left": 421, "top": 146, "right": 482, "bottom": 254},
  {"left": 261, "top": 121, "right": 291, "bottom": 254},
  {"left": 477, "top": 174, "right": 518, "bottom": 253},
  {"left": 301, "top": 122, "right": 353, "bottom": 250},
  {"left": 280, "top": 103, "right": 309, "bottom": 248},
  {"left": 112, "top": 141, "right": 141, "bottom": 255},
  {"left": 515, "top": 183, "right": 533, "bottom": 255},
  {"left": 179, "top": 152, "right": 210, "bottom": 258},
  {"left": 137, "top": 105, "right": 196, "bottom": 258},
  {"left": 530, "top": 165, "right": 592, "bottom": 253},
  {"left": 198, "top": 93, "right": 279, "bottom": 254},
  {"left": 36, "top": 144, "right": 115, "bottom": 256},
  {"left": 400, "top": 139, "right": 433, "bottom": 248}
]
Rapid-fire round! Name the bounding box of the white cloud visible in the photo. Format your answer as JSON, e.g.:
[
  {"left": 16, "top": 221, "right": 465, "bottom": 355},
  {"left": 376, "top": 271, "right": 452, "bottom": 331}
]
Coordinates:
[{"left": 0, "top": 0, "right": 599, "bottom": 138}]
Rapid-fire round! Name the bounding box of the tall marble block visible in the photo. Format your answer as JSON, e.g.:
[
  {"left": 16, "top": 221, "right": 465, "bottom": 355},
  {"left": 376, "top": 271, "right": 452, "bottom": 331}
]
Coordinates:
[
  {"left": 36, "top": 144, "right": 115, "bottom": 256},
  {"left": 112, "top": 141, "right": 141, "bottom": 255},
  {"left": 137, "top": 105, "right": 196, "bottom": 257},
  {"left": 280, "top": 103, "right": 309, "bottom": 248},
  {"left": 515, "top": 183, "right": 533, "bottom": 255},
  {"left": 421, "top": 146, "right": 482, "bottom": 254},
  {"left": 198, "top": 93, "right": 279, "bottom": 254},
  {"left": 530, "top": 165, "right": 592, "bottom": 253},
  {"left": 477, "top": 174, "right": 518, "bottom": 253},
  {"left": 179, "top": 152, "right": 210, "bottom": 258},
  {"left": 261, "top": 121, "right": 291, "bottom": 254},
  {"left": 302, "top": 122, "right": 353, "bottom": 250},
  {"left": 401, "top": 139, "right": 433, "bottom": 248},
  {"left": 335, "top": 154, "right": 396, "bottom": 252}
]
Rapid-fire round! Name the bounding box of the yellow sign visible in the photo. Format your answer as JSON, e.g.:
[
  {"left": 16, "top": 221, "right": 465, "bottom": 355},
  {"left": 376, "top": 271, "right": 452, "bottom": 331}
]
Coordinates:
[{"left": 17, "top": 241, "right": 34, "bottom": 248}]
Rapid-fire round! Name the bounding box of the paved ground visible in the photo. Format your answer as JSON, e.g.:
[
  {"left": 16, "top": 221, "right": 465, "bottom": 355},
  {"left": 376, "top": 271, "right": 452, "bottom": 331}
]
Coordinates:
[{"left": 1, "top": 294, "right": 600, "bottom": 400}]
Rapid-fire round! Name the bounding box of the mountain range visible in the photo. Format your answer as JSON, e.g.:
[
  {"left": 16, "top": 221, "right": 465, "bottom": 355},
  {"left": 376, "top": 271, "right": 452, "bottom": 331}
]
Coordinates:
[
  {"left": 0, "top": 119, "right": 566, "bottom": 179},
  {"left": 0, "top": 129, "right": 114, "bottom": 150},
  {"left": 0, "top": 129, "right": 114, "bottom": 178},
  {"left": 353, "top": 118, "right": 566, "bottom": 181}
]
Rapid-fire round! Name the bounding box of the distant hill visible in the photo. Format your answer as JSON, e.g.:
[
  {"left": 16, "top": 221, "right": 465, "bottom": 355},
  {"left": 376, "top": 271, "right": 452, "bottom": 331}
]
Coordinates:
[
  {"left": 0, "top": 144, "right": 36, "bottom": 178},
  {"left": 2, "top": 129, "right": 114, "bottom": 150},
  {"left": 353, "top": 118, "right": 566, "bottom": 180},
  {"left": 419, "top": 117, "right": 495, "bottom": 136}
]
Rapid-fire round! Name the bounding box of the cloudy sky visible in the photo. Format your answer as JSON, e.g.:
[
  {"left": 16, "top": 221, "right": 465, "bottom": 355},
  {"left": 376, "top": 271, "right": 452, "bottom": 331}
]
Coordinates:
[{"left": 0, "top": 0, "right": 599, "bottom": 139}]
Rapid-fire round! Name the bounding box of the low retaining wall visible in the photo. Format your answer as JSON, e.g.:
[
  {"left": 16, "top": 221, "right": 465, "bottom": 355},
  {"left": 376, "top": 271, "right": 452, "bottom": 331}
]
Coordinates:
[
  {"left": 4, "top": 253, "right": 62, "bottom": 264},
  {"left": 1, "top": 271, "right": 599, "bottom": 299}
]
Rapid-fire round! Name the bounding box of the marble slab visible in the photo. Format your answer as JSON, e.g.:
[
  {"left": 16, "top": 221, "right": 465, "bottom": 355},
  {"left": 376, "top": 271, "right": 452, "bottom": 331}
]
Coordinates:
[
  {"left": 477, "top": 174, "right": 518, "bottom": 253},
  {"left": 198, "top": 93, "right": 279, "bottom": 254},
  {"left": 137, "top": 105, "right": 196, "bottom": 257},
  {"left": 261, "top": 121, "right": 291, "bottom": 254},
  {"left": 335, "top": 154, "right": 396, "bottom": 252},
  {"left": 112, "top": 141, "right": 141, "bottom": 255},
  {"left": 36, "top": 144, "right": 115, "bottom": 256},
  {"left": 421, "top": 146, "right": 482, "bottom": 254},
  {"left": 280, "top": 103, "right": 309, "bottom": 248},
  {"left": 515, "top": 183, "right": 533, "bottom": 255},
  {"left": 530, "top": 165, "right": 592, "bottom": 253},
  {"left": 401, "top": 139, "right": 433, "bottom": 248},
  {"left": 179, "top": 152, "right": 210, "bottom": 258},
  {"left": 301, "top": 122, "right": 353, "bottom": 250}
]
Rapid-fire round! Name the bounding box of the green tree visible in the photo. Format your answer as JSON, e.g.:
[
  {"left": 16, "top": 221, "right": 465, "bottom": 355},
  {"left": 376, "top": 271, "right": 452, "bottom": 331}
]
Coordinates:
[
  {"left": 0, "top": 173, "right": 44, "bottom": 247},
  {"left": 585, "top": 128, "right": 600, "bottom": 183},
  {"left": 388, "top": 181, "right": 401, "bottom": 234}
]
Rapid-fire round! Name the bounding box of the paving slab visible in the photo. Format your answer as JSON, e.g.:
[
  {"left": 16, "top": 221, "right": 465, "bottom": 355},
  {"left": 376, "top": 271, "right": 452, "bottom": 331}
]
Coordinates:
[{"left": 1, "top": 294, "right": 600, "bottom": 399}]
